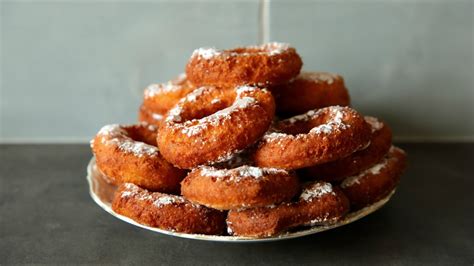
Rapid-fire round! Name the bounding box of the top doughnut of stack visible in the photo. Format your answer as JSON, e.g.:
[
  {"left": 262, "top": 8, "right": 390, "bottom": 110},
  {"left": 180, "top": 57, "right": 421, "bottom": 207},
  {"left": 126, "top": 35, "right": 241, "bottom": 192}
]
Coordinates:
[{"left": 186, "top": 43, "right": 303, "bottom": 87}]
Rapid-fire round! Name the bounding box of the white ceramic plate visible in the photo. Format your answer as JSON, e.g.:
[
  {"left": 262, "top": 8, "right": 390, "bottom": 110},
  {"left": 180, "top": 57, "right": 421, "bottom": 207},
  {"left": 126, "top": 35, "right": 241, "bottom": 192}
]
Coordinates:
[{"left": 86, "top": 157, "right": 396, "bottom": 242}]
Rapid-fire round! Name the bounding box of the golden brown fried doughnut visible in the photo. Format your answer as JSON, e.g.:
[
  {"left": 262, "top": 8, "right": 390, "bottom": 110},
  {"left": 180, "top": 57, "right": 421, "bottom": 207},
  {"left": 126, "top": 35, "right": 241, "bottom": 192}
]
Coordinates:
[
  {"left": 158, "top": 86, "right": 275, "bottom": 169},
  {"left": 341, "top": 146, "right": 407, "bottom": 209},
  {"left": 300, "top": 116, "right": 392, "bottom": 182},
  {"left": 226, "top": 181, "right": 350, "bottom": 237},
  {"left": 253, "top": 106, "right": 371, "bottom": 170},
  {"left": 91, "top": 123, "right": 186, "bottom": 192},
  {"left": 142, "top": 74, "right": 195, "bottom": 115},
  {"left": 181, "top": 166, "right": 299, "bottom": 210},
  {"left": 274, "top": 71, "right": 350, "bottom": 116},
  {"left": 138, "top": 104, "right": 163, "bottom": 127},
  {"left": 112, "top": 183, "right": 226, "bottom": 235},
  {"left": 186, "top": 43, "right": 302, "bottom": 87}
]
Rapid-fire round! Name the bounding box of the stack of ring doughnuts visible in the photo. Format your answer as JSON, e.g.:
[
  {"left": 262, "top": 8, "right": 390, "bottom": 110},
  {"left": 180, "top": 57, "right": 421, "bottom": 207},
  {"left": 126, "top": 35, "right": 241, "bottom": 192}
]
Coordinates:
[{"left": 91, "top": 43, "right": 407, "bottom": 237}]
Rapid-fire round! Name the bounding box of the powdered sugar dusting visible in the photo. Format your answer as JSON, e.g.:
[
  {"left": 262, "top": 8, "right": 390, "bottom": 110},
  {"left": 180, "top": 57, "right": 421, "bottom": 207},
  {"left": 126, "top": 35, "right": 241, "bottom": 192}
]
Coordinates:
[
  {"left": 96, "top": 124, "right": 159, "bottom": 157},
  {"left": 300, "top": 182, "right": 335, "bottom": 202},
  {"left": 341, "top": 161, "right": 387, "bottom": 188},
  {"left": 235, "top": 96, "right": 257, "bottom": 108},
  {"left": 185, "top": 86, "right": 207, "bottom": 102},
  {"left": 209, "top": 148, "right": 243, "bottom": 164},
  {"left": 121, "top": 183, "right": 140, "bottom": 198},
  {"left": 153, "top": 195, "right": 185, "bottom": 207},
  {"left": 287, "top": 109, "right": 318, "bottom": 124},
  {"left": 259, "top": 42, "right": 291, "bottom": 55},
  {"left": 299, "top": 72, "right": 340, "bottom": 85},
  {"left": 152, "top": 113, "right": 163, "bottom": 121},
  {"left": 341, "top": 146, "right": 400, "bottom": 188},
  {"left": 114, "top": 140, "right": 158, "bottom": 157},
  {"left": 165, "top": 86, "right": 258, "bottom": 129},
  {"left": 236, "top": 85, "right": 257, "bottom": 95},
  {"left": 175, "top": 96, "right": 257, "bottom": 137},
  {"left": 368, "top": 162, "right": 386, "bottom": 175},
  {"left": 262, "top": 132, "right": 289, "bottom": 142},
  {"left": 199, "top": 165, "right": 287, "bottom": 182},
  {"left": 287, "top": 106, "right": 348, "bottom": 131},
  {"left": 310, "top": 106, "right": 348, "bottom": 134},
  {"left": 299, "top": 106, "right": 349, "bottom": 135},
  {"left": 144, "top": 73, "right": 187, "bottom": 98},
  {"left": 365, "top": 116, "right": 383, "bottom": 133},
  {"left": 237, "top": 166, "right": 263, "bottom": 178},
  {"left": 310, "top": 124, "right": 333, "bottom": 134},
  {"left": 199, "top": 167, "right": 227, "bottom": 178},
  {"left": 263, "top": 107, "right": 351, "bottom": 144},
  {"left": 304, "top": 213, "right": 333, "bottom": 226},
  {"left": 166, "top": 105, "right": 183, "bottom": 122},
  {"left": 215, "top": 153, "right": 245, "bottom": 168},
  {"left": 120, "top": 183, "right": 192, "bottom": 208},
  {"left": 120, "top": 183, "right": 154, "bottom": 201},
  {"left": 192, "top": 47, "right": 221, "bottom": 59},
  {"left": 192, "top": 43, "right": 292, "bottom": 60},
  {"left": 145, "top": 83, "right": 179, "bottom": 98},
  {"left": 97, "top": 124, "right": 126, "bottom": 137}
]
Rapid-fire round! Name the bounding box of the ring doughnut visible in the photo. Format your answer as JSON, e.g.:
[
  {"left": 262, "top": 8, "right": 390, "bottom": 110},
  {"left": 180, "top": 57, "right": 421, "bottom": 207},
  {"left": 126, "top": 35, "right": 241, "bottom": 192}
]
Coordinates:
[
  {"left": 91, "top": 123, "right": 186, "bottom": 192},
  {"left": 300, "top": 116, "right": 392, "bottom": 182},
  {"left": 186, "top": 43, "right": 302, "bottom": 87},
  {"left": 274, "top": 72, "right": 350, "bottom": 116},
  {"left": 341, "top": 146, "right": 407, "bottom": 209},
  {"left": 138, "top": 104, "right": 163, "bottom": 127},
  {"left": 226, "top": 181, "right": 350, "bottom": 237},
  {"left": 112, "top": 183, "right": 226, "bottom": 235},
  {"left": 253, "top": 106, "right": 371, "bottom": 170},
  {"left": 158, "top": 85, "right": 275, "bottom": 169},
  {"left": 142, "top": 73, "right": 195, "bottom": 115},
  {"left": 181, "top": 165, "right": 299, "bottom": 210}
]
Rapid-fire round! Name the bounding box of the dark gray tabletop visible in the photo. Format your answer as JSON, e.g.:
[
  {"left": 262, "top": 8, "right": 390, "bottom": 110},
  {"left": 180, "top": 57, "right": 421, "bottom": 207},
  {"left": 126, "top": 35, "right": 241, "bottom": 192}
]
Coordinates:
[{"left": 0, "top": 143, "right": 473, "bottom": 265}]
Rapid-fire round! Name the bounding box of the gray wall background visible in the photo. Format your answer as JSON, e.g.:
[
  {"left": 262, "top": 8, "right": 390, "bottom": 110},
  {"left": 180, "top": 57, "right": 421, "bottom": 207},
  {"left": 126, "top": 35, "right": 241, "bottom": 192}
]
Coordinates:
[{"left": 1, "top": 0, "right": 473, "bottom": 142}]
